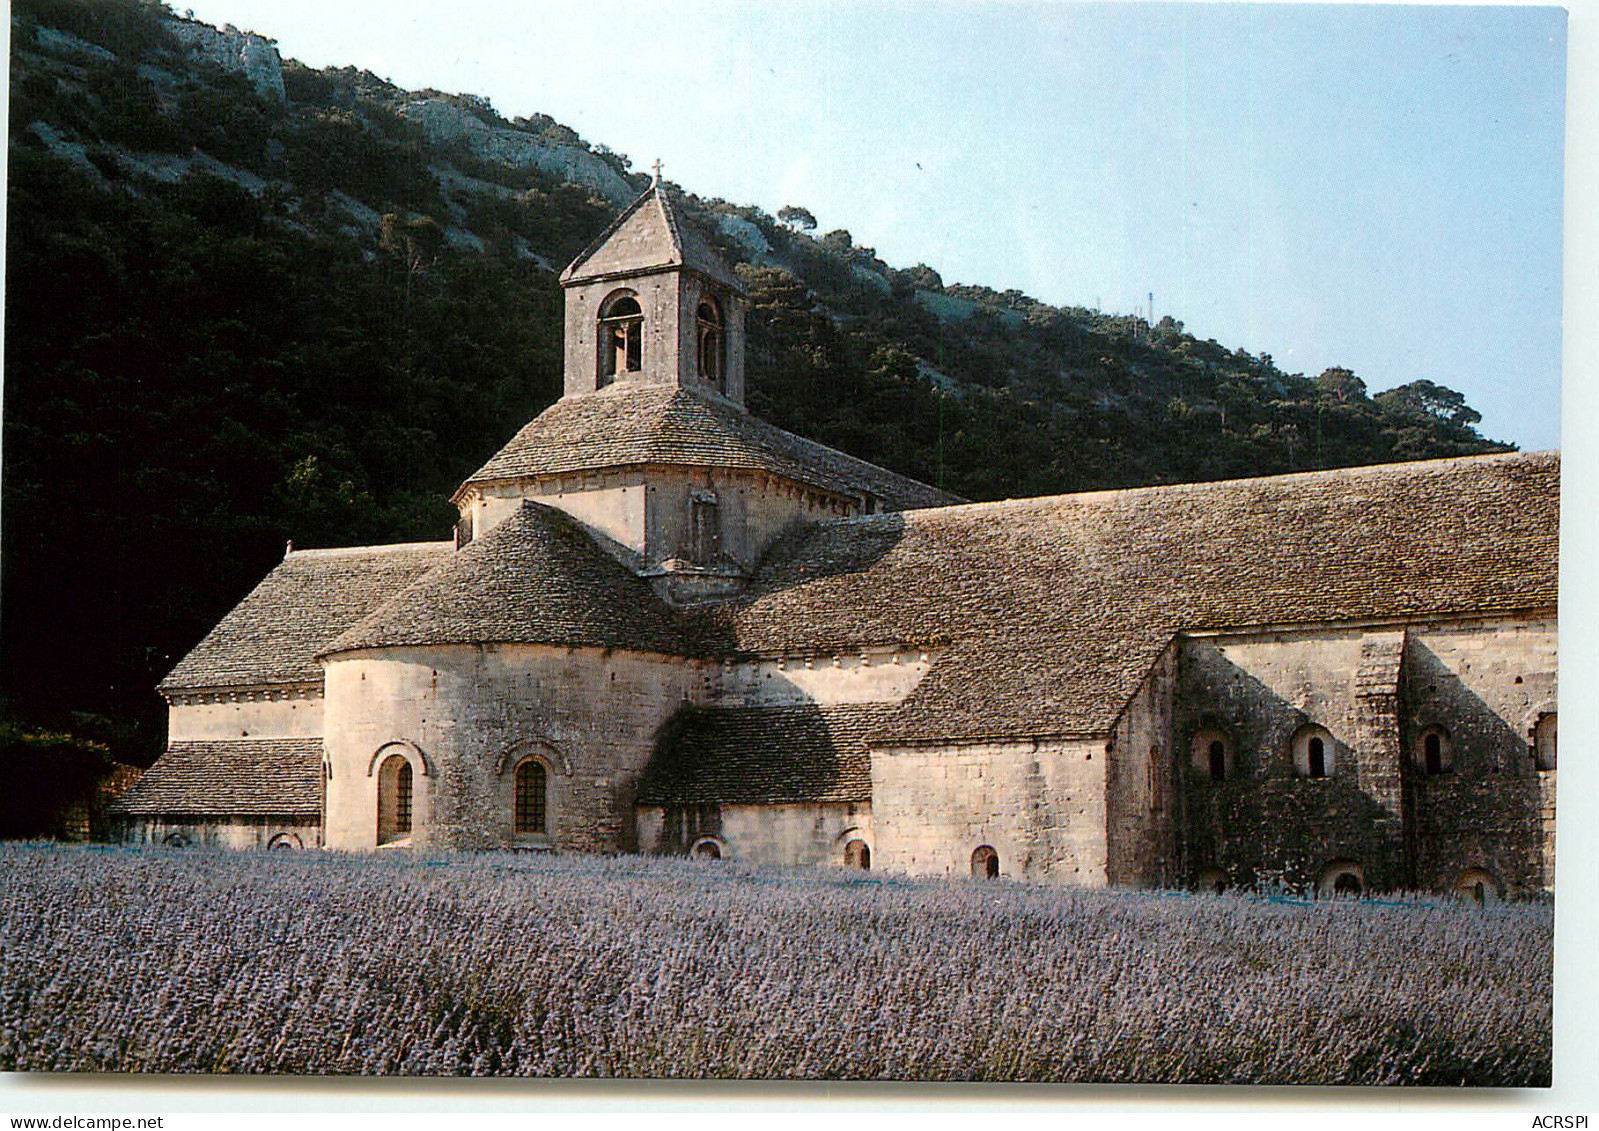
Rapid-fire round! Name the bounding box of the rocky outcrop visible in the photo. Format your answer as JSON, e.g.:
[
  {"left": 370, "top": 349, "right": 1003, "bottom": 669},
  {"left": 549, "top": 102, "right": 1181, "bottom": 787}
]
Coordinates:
[
  {"left": 168, "top": 19, "right": 285, "bottom": 102},
  {"left": 398, "top": 98, "right": 636, "bottom": 205}
]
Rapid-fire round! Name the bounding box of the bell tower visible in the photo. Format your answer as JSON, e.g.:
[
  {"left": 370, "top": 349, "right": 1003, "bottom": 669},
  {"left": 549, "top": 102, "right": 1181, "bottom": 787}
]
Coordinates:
[{"left": 559, "top": 174, "right": 748, "bottom": 404}]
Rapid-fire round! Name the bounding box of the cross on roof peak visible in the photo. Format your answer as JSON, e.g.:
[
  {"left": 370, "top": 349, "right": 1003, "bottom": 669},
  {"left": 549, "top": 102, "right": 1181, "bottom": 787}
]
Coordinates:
[{"left": 651, "top": 159, "right": 663, "bottom": 186}]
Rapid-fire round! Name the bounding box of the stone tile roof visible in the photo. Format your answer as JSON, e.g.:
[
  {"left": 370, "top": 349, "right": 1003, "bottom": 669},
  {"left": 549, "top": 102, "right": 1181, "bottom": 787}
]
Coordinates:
[
  {"left": 110, "top": 739, "right": 323, "bottom": 816},
  {"left": 160, "top": 542, "right": 454, "bottom": 692},
  {"left": 700, "top": 451, "right": 1559, "bottom": 744},
  {"left": 561, "top": 181, "right": 744, "bottom": 292},
  {"left": 324, "top": 501, "right": 689, "bottom": 657},
  {"left": 459, "top": 384, "right": 960, "bottom": 511},
  {"left": 637, "top": 704, "right": 890, "bottom": 805}
]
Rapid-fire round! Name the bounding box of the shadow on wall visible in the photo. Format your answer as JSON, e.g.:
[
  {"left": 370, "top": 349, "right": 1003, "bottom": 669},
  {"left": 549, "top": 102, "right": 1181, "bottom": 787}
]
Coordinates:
[
  {"left": 1176, "top": 641, "right": 1407, "bottom": 894},
  {"left": 636, "top": 702, "right": 866, "bottom": 855},
  {"left": 1401, "top": 638, "right": 1552, "bottom": 895}
]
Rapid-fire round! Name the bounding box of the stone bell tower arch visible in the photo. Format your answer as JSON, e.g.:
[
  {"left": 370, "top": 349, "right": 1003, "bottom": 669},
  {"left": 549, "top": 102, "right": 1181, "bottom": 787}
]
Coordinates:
[{"left": 559, "top": 172, "right": 748, "bottom": 404}]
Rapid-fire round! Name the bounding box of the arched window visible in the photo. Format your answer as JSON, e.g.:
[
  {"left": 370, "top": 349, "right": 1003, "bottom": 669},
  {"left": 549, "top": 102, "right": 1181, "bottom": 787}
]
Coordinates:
[
  {"left": 163, "top": 832, "right": 190, "bottom": 848},
  {"left": 1190, "top": 728, "right": 1232, "bottom": 782},
  {"left": 377, "top": 753, "right": 413, "bottom": 845},
  {"left": 268, "top": 832, "right": 303, "bottom": 850},
  {"left": 514, "top": 757, "right": 548, "bottom": 836},
  {"left": 598, "top": 292, "right": 643, "bottom": 386},
  {"left": 691, "top": 837, "right": 723, "bottom": 860},
  {"left": 1455, "top": 868, "right": 1502, "bottom": 905},
  {"left": 1411, "top": 725, "right": 1452, "bottom": 776},
  {"left": 844, "top": 839, "right": 871, "bottom": 870},
  {"left": 1534, "top": 712, "right": 1556, "bottom": 772},
  {"left": 696, "top": 298, "right": 724, "bottom": 392},
  {"left": 1317, "top": 859, "right": 1363, "bottom": 898},
  {"left": 1292, "top": 725, "right": 1335, "bottom": 779},
  {"left": 971, "top": 845, "right": 999, "bottom": 880}
]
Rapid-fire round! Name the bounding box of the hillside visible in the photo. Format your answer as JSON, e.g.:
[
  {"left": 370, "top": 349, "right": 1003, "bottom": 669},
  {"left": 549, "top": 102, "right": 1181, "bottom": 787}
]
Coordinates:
[{"left": 2, "top": 0, "right": 1508, "bottom": 776}]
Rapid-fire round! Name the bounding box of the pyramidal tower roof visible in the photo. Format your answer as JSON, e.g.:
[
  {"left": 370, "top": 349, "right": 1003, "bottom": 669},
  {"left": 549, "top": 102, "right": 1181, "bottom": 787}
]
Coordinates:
[{"left": 560, "top": 178, "right": 744, "bottom": 293}]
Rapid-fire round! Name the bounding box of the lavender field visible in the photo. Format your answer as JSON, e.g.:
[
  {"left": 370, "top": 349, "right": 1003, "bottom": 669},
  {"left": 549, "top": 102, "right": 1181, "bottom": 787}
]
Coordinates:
[{"left": 0, "top": 845, "right": 1551, "bottom": 1084}]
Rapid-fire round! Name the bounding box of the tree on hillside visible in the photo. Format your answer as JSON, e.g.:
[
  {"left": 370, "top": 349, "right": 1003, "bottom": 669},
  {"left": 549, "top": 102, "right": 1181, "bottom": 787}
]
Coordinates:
[
  {"left": 1374, "top": 379, "right": 1482, "bottom": 427},
  {"left": 777, "top": 204, "right": 817, "bottom": 232},
  {"left": 1317, "top": 367, "right": 1368, "bottom": 404}
]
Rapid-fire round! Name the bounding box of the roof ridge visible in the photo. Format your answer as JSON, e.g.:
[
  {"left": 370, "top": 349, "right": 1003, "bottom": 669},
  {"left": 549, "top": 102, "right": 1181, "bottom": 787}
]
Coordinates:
[
  {"left": 166, "top": 737, "right": 325, "bottom": 746},
  {"left": 287, "top": 540, "right": 455, "bottom": 559},
  {"left": 810, "top": 448, "right": 1550, "bottom": 528},
  {"left": 653, "top": 182, "right": 687, "bottom": 267}
]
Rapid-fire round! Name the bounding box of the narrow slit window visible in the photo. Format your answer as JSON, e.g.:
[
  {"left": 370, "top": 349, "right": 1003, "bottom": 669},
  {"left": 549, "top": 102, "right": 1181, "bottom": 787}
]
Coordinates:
[
  {"left": 1308, "top": 737, "right": 1326, "bottom": 779},
  {"left": 1534, "top": 712, "right": 1556, "bottom": 772},
  {"left": 514, "top": 758, "right": 548, "bottom": 835},
  {"left": 690, "top": 496, "right": 720, "bottom": 564},
  {"left": 1208, "top": 740, "right": 1226, "bottom": 782}
]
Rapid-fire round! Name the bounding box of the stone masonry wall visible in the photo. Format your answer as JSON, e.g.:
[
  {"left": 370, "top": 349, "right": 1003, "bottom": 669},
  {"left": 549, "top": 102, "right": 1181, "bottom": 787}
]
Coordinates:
[
  {"left": 121, "top": 816, "right": 320, "bottom": 850},
  {"left": 870, "top": 738, "right": 1108, "bottom": 882},
  {"left": 1401, "top": 617, "right": 1556, "bottom": 895},
  {"left": 470, "top": 470, "right": 646, "bottom": 553},
  {"left": 1175, "top": 615, "right": 1555, "bottom": 895},
  {"left": 166, "top": 688, "right": 323, "bottom": 742},
  {"left": 466, "top": 465, "right": 856, "bottom": 596},
  {"left": 563, "top": 274, "right": 684, "bottom": 398},
  {"left": 1176, "top": 628, "right": 1399, "bottom": 892},
  {"left": 637, "top": 802, "right": 872, "bottom": 868},
  {"left": 323, "top": 643, "right": 700, "bottom": 851},
  {"left": 1105, "top": 643, "right": 1178, "bottom": 888}
]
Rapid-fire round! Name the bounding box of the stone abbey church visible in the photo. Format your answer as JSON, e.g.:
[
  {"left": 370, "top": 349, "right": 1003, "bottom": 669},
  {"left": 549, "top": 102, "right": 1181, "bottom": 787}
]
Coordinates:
[{"left": 114, "top": 181, "right": 1560, "bottom": 898}]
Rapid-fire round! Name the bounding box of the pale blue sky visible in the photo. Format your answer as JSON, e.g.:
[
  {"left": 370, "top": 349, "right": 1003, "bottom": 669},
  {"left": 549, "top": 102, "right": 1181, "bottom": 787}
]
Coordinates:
[{"left": 180, "top": 0, "right": 1566, "bottom": 450}]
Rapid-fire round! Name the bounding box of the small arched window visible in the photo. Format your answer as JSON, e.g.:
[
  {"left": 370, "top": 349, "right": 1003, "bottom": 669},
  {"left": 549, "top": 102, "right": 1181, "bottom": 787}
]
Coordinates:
[
  {"left": 377, "top": 753, "right": 413, "bottom": 845},
  {"left": 1317, "top": 859, "right": 1363, "bottom": 898},
  {"left": 1455, "top": 868, "right": 1502, "bottom": 905},
  {"left": 691, "top": 838, "right": 723, "bottom": 860},
  {"left": 514, "top": 758, "right": 549, "bottom": 836},
  {"left": 971, "top": 845, "right": 999, "bottom": 880},
  {"left": 1292, "top": 725, "right": 1335, "bottom": 779},
  {"left": 1190, "top": 728, "right": 1232, "bottom": 781},
  {"left": 598, "top": 292, "right": 643, "bottom": 386},
  {"left": 163, "top": 832, "right": 190, "bottom": 848},
  {"left": 844, "top": 839, "right": 871, "bottom": 870},
  {"left": 696, "top": 298, "right": 724, "bottom": 392},
  {"left": 1413, "top": 725, "right": 1455, "bottom": 777},
  {"left": 1534, "top": 712, "right": 1556, "bottom": 772}
]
